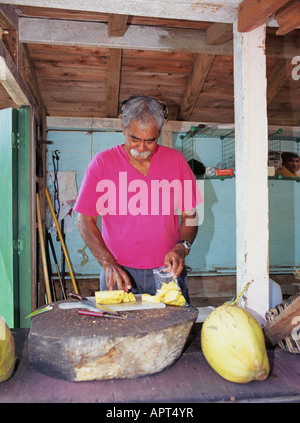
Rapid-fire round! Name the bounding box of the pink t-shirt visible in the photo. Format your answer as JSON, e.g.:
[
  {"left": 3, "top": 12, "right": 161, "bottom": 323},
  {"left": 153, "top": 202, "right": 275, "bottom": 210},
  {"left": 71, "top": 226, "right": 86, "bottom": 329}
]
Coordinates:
[{"left": 74, "top": 144, "right": 203, "bottom": 269}]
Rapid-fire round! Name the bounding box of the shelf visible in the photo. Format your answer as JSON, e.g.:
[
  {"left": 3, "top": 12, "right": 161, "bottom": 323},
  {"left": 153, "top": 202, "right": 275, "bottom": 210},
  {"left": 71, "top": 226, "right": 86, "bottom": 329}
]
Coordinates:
[{"left": 196, "top": 175, "right": 300, "bottom": 181}]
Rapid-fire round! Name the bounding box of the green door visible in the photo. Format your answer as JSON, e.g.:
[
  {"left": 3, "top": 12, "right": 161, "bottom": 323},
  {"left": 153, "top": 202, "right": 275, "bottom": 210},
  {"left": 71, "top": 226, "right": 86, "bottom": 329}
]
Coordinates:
[{"left": 0, "top": 107, "right": 31, "bottom": 328}]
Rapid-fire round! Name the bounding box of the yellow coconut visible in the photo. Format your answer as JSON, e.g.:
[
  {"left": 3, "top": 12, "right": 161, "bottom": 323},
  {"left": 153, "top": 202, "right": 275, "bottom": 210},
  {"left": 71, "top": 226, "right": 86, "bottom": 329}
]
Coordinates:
[
  {"left": 0, "top": 317, "right": 15, "bottom": 382},
  {"left": 201, "top": 304, "right": 269, "bottom": 383}
]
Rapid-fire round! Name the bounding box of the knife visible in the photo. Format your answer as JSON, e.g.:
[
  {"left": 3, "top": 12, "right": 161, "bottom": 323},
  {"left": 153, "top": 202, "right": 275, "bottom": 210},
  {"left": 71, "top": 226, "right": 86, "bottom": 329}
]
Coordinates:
[
  {"left": 77, "top": 309, "right": 133, "bottom": 320},
  {"left": 69, "top": 292, "right": 120, "bottom": 316}
]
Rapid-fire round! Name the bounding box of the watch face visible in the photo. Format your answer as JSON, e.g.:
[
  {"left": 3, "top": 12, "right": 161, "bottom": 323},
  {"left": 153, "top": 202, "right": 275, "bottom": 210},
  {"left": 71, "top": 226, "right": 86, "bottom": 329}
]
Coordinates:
[{"left": 179, "top": 240, "right": 191, "bottom": 250}]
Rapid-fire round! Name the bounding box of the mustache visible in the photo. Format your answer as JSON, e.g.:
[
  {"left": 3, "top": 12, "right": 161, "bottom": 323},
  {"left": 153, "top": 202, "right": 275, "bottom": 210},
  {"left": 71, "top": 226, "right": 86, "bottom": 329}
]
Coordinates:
[{"left": 130, "top": 148, "right": 151, "bottom": 159}]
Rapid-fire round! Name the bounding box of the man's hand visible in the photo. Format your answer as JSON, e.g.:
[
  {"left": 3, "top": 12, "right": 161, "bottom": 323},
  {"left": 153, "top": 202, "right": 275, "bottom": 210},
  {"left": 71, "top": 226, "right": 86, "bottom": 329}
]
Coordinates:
[
  {"left": 164, "top": 243, "right": 187, "bottom": 278},
  {"left": 103, "top": 261, "right": 132, "bottom": 292},
  {"left": 164, "top": 208, "right": 198, "bottom": 278},
  {"left": 77, "top": 213, "right": 131, "bottom": 292}
]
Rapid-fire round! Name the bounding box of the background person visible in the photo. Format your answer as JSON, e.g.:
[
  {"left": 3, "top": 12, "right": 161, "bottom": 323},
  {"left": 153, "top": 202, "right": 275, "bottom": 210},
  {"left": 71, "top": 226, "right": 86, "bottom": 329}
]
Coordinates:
[{"left": 275, "top": 152, "right": 300, "bottom": 177}]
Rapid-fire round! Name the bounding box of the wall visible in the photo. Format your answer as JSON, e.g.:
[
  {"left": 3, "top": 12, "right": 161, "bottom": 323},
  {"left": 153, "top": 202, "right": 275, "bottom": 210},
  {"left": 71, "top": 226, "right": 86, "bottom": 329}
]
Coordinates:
[{"left": 46, "top": 128, "right": 300, "bottom": 279}]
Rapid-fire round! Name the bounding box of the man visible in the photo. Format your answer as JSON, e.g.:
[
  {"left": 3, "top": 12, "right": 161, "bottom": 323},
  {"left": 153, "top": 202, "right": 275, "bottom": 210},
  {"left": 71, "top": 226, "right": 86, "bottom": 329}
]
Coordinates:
[
  {"left": 275, "top": 152, "right": 300, "bottom": 177},
  {"left": 74, "top": 96, "right": 203, "bottom": 302}
]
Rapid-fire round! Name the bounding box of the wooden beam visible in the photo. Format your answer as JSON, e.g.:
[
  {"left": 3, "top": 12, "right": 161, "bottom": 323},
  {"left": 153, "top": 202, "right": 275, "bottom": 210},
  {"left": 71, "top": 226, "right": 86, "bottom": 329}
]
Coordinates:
[
  {"left": 0, "top": 1, "right": 239, "bottom": 24},
  {"left": 0, "top": 39, "right": 36, "bottom": 108},
  {"left": 233, "top": 22, "right": 269, "bottom": 325},
  {"left": 0, "top": 5, "right": 20, "bottom": 68},
  {"left": 46, "top": 117, "right": 234, "bottom": 133},
  {"left": 267, "top": 59, "right": 294, "bottom": 104},
  {"left": 0, "top": 4, "right": 19, "bottom": 30},
  {"left": 106, "top": 48, "right": 122, "bottom": 118},
  {"left": 178, "top": 54, "right": 215, "bottom": 121},
  {"left": 238, "top": 0, "right": 291, "bottom": 32},
  {"left": 18, "top": 17, "right": 300, "bottom": 58},
  {"left": 108, "top": 14, "right": 128, "bottom": 37},
  {"left": 22, "top": 43, "right": 46, "bottom": 110},
  {"left": 19, "top": 17, "right": 233, "bottom": 56},
  {"left": 275, "top": 1, "right": 300, "bottom": 35},
  {"left": 206, "top": 23, "right": 233, "bottom": 45}
]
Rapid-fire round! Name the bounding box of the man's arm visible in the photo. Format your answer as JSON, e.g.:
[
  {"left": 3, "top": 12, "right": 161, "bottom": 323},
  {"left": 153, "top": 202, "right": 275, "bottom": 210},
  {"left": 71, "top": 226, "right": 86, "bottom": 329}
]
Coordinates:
[
  {"left": 164, "top": 209, "right": 198, "bottom": 278},
  {"left": 77, "top": 213, "right": 131, "bottom": 291}
]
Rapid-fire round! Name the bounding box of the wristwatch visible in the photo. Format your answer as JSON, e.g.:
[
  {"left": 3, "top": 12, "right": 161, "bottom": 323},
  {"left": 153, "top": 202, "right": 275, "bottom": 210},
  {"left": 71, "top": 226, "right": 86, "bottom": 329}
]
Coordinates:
[{"left": 176, "top": 240, "right": 192, "bottom": 255}]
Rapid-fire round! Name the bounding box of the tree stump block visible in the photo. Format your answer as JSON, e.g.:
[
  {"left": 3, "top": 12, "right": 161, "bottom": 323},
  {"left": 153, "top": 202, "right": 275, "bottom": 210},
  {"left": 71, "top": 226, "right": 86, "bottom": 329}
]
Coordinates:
[{"left": 29, "top": 301, "right": 198, "bottom": 381}]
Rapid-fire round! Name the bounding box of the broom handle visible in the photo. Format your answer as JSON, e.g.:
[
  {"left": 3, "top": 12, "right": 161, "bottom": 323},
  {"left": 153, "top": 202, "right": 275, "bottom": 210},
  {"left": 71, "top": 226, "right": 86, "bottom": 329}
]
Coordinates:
[
  {"left": 45, "top": 187, "right": 79, "bottom": 294},
  {"left": 36, "top": 193, "right": 53, "bottom": 303}
]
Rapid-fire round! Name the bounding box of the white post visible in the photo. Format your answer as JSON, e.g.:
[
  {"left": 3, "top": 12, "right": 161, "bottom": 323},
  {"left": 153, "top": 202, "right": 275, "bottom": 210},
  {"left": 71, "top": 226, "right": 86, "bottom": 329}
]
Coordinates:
[{"left": 233, "top": 21, "right": 269, "bottom": 325}]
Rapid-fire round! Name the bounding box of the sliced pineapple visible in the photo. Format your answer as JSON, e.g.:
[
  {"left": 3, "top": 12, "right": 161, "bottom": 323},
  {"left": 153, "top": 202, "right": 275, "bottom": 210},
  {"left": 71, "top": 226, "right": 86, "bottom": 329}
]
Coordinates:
[
  {"left": 141, "top": 293, "right": 161, "bottom": 303},
  {"left": 95, "top": 290, "right": 125, "bottom": 304},
  {"left": 127, "top": 292, "right": 136, "bottom": 302},
  {"left": 95, "top": 290, "right": 136, "bottom": 304},
  {"left": 156, "top": 280, "right": 186, "bottom": 307},
  {"left": 123, "top": 291, "right": 137, "bottom": 302},
  {"left": 162, "top": 289, "right": 181, "bottom": 304}
]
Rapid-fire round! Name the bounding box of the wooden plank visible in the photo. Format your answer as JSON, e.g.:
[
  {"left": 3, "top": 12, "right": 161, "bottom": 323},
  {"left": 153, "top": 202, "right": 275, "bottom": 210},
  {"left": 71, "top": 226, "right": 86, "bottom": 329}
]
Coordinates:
[
  {"left": 29, "top": 53, "right": 107, "bottom": 69},
  {"left": 38, "top": 80, "right": 107, "bottom": 93},
  {"left": 28, "top": 43, "right": 110, "bottom": 56},
  {"left": 238, "top": 0, "right": 291, "bottom": 32},
  {"left": 122, "top": 56, "right": 194, "bottom": 74},
  {"left": 46, "top": 103, "right": 107, "bottom": 118},
  {"left": 1, "top": 328, "right": 300, "bottom": 403},
  {"left": 233, "top": 22, "right": 269, "bottom": 325},
  {"left": 264, "top": 296, "right": 300, "bottom": 345},
  {"left": 206, "top": 23, "right": 233, "bottom": 45},
  {"left": 33, "top": 67, "right": 107, "bottom": 81},
  {"left": 106, "top": 48, "right": 122, "bottom": 118},
  {"left": 275, "top": 1, "right": 300, "bottom": 35},
  {"left": 42, "top": 90, "right": 107, "bottom": 104},
  {"left": 179, "top": 54, "right": 215, "bottom": 121}
]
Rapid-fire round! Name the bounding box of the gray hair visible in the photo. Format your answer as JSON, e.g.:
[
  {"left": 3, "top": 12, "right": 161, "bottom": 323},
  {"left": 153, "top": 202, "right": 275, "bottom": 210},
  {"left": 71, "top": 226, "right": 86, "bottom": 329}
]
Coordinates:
[{"left": 120, "top": 96, "right": 167, "bottom": 131}]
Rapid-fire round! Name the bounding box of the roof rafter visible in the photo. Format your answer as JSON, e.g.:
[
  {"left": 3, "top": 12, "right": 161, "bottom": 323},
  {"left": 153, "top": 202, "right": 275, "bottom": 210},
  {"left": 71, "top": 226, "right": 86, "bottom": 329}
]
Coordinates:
[{"left": 179, "top": 54, "right": 215, "bottom": 121}]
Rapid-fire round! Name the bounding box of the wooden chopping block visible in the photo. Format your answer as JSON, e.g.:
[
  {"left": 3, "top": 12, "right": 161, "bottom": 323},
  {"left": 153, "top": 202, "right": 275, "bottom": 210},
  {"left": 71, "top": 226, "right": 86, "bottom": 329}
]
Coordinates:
[{"left": 29, "top": 301, "right": 198, "bottom": 381}]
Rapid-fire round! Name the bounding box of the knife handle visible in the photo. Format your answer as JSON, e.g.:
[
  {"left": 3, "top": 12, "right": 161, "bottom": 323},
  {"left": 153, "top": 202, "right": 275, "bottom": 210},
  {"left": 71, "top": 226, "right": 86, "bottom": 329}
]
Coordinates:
[
  {"left": 70, "top": 292, "right": 85, "bottom": 301},
  {"left": 78, "top": 310, "right": 105, "bottom": 318}
]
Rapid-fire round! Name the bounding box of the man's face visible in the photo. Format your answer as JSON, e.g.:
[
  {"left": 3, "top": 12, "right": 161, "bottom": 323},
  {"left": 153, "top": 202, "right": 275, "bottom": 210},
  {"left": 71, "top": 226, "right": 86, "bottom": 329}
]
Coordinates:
[
  {"left": 284, "top": 157, "right": 300, "bottom": 174},
  {"left": 122, "top": 120, "right": 160, "bottom": 162}
]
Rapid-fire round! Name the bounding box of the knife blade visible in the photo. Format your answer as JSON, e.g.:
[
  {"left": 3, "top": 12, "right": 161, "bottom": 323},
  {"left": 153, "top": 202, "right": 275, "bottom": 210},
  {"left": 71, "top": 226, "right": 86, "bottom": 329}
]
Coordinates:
[{"left": 69, "top": 292, "right": 119, "bottom": 316}]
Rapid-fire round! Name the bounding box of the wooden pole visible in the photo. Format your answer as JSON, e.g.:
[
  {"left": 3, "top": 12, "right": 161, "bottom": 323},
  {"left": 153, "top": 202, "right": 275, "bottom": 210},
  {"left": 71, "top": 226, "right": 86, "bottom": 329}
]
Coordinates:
[
  {"left": 36, "top": 193, "right": 52, "bottom": 303},
  {"left": 233, "top": 21, "right": 269, "bottom": 325},
  {"left": 45, "top": 187, "right": 79, "bottom": 294}
]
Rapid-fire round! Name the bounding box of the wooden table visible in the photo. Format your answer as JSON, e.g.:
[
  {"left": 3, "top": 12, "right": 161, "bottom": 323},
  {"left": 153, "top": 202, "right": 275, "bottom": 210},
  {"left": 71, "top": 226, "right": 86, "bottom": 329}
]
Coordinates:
[{"left": 1, "top": 326, "right": 300, "bottom": 403}]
